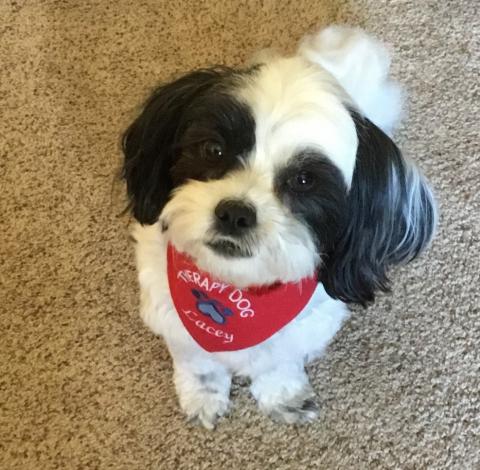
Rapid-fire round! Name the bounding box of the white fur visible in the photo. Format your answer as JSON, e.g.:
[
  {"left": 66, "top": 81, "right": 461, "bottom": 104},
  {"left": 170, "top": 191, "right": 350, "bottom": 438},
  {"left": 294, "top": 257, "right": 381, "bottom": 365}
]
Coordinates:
[
  {"left": 161, "top": 169, "right": 319, "bottom": 288},
  {"left": 160, "top": 52, "right": 361, "bottom": 289},
  {"left": 299, "top": 25, "right": 403, "bottom": 134},
  {"left": 133, "top": 222, "right": 348, "bottom": 428},
  {"left": 238, "top": 54, "right": 358, "bottom": 184},
  {"left": 131, "top": 27, "right": 404, "bottom": 428}
]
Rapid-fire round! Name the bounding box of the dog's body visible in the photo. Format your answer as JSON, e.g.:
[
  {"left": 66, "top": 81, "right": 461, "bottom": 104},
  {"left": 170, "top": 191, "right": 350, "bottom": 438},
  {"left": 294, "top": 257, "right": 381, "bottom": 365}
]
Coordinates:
[
  {"left": 134, "top": 222, "right": 348, "bottom": 427},
  {"left": 123, "top": 27, "right": 436, "bottom": 428}
]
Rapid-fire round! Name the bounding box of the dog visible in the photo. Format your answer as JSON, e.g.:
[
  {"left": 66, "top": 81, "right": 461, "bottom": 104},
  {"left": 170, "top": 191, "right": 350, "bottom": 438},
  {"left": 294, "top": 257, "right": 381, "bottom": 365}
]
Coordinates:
[{"left": 121, "top": 26, "right": 436, "bottom": 429}]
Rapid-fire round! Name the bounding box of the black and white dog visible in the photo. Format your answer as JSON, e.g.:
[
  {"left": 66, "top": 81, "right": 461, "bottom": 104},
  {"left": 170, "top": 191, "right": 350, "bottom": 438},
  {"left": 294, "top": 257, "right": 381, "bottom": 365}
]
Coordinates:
[{"left": 122, "top": 27, "right": 436, "bottom": 428}]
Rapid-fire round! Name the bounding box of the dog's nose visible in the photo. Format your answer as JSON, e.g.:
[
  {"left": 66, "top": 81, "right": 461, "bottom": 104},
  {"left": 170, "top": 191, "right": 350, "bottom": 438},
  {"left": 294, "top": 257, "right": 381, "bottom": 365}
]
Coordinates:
[{"left": 214, "top": 199, "right": 257, "bottom": 235}]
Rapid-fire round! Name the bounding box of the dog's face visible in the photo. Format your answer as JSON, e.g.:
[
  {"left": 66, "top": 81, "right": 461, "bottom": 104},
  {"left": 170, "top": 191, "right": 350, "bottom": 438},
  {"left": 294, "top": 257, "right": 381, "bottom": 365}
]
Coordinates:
[{"left": 123, "top": 56, "right": 436, "bottom": 305}]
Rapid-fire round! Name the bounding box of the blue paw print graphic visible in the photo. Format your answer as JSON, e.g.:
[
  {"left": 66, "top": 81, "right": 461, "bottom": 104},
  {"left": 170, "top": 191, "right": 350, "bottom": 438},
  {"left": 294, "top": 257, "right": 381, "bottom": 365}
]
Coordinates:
[{"left": 191, "top": 289, "right": 233, "bottom": 325}]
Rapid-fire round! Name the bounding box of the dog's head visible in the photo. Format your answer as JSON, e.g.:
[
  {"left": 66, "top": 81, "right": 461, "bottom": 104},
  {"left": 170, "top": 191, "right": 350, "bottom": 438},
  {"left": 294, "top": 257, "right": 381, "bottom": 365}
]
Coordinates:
[{"left": 122, "top": 29, "right": 436, "bottom": 305}]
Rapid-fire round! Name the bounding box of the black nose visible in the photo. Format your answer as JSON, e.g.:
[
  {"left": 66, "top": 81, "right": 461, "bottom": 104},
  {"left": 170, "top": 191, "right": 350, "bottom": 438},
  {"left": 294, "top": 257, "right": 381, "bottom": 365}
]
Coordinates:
[{"left": 214, "top": 199, "right": 257, "bottom": 236}]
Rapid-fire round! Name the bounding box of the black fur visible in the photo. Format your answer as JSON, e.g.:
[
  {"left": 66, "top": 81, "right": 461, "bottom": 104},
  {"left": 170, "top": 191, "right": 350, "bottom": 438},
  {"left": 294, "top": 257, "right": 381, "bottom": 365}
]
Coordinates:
[
  {"left": 122, "top": 69, "right": 435, "bottom": 307},
  {"left": 275, "top": 152, "right": 349, "bottom": 255},
  {"left": 320, "top": 111, "right": 436, "bottom": 306},
  {"left": 122, "top": 67, "right": 255, "bottom": 224}
]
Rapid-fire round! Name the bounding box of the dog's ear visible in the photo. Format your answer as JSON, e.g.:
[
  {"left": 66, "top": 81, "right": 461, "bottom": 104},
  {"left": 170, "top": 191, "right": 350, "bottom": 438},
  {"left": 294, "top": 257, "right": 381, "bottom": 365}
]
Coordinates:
[
  {"left": 320, "top": 111, "right": 437, "bottom": 306},
  {"left": 121, "top": 68, "right": 231, "bottom": 224}
]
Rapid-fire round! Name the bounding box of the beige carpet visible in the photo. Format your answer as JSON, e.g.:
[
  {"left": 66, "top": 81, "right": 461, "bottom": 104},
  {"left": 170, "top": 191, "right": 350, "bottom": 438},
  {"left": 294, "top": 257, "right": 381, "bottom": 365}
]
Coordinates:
[{"left": 1, "top": 1, "right": 479, "bottom": 468}]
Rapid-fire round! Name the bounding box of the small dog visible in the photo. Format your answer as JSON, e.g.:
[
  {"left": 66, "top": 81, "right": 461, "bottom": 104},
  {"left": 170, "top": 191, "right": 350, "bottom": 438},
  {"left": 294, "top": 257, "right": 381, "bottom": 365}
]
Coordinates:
[{"left": 122, "top": 26, "right": 436, "bottom": 429}]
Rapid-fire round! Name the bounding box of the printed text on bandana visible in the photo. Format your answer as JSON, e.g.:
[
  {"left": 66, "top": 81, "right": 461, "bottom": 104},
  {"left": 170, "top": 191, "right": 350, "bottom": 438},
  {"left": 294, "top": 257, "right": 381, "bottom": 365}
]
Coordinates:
[
  {"left": 177, "top": 269, "right": 256, "bottom": 318},
  {"left": 167, "top": 244, "right": 317, "bottom": 352}
]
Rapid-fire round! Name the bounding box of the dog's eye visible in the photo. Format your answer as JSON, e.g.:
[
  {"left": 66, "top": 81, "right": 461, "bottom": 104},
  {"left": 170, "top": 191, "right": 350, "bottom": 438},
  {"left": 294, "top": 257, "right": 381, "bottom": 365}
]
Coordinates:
[
  {"left": 288, "top": 172, "right": 315, "bottom": 192},
  {"left": 202, "top": 141, "right": 224, "bottom": 159}
]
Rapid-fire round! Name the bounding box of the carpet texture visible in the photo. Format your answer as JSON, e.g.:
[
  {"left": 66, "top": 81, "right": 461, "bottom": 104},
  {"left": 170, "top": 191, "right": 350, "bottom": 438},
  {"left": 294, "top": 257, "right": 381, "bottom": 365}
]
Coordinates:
[{"left": 1, "top": 1, "right": 479, "bottom": 469}]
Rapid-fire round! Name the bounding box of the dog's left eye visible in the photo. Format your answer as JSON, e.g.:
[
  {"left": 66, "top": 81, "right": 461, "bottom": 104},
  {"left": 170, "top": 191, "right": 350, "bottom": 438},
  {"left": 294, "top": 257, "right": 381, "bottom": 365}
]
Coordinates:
[
  {"left": 288, "top": 171, "right": 316, "bottom": 192},
  {"left": 202, "top": 141, "right": 224, "bottom": 159}
]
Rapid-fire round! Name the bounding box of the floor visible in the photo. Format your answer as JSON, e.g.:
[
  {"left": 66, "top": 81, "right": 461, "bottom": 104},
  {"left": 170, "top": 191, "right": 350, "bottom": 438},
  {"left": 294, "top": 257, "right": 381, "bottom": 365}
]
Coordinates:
[{"left": 1, "top": 1, "right": 478, "bottom": 468}]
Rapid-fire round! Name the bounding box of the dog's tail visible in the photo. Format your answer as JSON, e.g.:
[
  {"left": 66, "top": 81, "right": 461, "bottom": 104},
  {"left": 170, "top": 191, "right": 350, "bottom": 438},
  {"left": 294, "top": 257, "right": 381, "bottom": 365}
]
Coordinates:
[{"left": 298, "top": 26, "right": 403, "bottom": 136}]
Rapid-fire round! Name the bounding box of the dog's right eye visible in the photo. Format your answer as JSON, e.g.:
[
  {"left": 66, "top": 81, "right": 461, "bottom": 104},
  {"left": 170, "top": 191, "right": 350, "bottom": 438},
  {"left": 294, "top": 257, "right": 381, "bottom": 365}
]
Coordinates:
[
  {"left": 202, "top": 141, "right": 224, "bottom": 159},
  {"left": 287, "top": 171, "right": 316, "bottom": 192}
]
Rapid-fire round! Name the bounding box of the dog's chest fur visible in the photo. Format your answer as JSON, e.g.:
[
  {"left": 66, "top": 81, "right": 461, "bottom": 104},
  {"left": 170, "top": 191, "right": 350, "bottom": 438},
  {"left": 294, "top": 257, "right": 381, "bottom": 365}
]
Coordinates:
[{"left": 133, "top": 222, "right": 348, "bottom": 376}]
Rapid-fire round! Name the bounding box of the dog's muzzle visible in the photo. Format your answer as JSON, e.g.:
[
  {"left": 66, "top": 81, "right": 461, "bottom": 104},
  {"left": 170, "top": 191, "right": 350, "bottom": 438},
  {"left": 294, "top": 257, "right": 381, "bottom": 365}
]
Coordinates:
[{"left": 206, "top": 199, "right": 257, "bottom": 258}]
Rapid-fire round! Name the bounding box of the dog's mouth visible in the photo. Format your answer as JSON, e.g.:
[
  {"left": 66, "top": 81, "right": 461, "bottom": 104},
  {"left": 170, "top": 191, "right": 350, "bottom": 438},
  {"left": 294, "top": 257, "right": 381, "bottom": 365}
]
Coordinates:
[{"left": 206, "top": 239, "right": 253, "bottom": 258}]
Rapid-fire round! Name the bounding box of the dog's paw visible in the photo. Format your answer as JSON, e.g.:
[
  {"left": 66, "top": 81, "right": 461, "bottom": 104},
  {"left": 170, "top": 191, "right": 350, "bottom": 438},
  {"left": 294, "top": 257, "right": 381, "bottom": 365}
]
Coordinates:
[
  {"left": 266, "top": 390, "right": 319, "bottom": 424},
  {"left": 175, "top": 369, "right": 231, "bottom": 430},
  {"left": 251, "top": 367, "right": 319, "bottom": 425},
  {"left": 182, "top": 389, "right": 230, "bottom": 430}
]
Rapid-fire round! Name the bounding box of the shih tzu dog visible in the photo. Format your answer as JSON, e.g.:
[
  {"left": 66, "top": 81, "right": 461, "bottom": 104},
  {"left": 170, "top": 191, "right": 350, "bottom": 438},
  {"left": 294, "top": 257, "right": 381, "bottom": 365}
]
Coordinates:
[{"left": 122, "top": 26, "right": 436, "bottom": 429}]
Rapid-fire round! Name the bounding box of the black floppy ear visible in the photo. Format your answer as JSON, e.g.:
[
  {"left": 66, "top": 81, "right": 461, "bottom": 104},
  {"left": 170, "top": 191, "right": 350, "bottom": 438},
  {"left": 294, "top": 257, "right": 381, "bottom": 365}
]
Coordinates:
[
  {"left": 320, "top": 111, "right": 437, "bottom": 306},
  {"left": 121, "top": 68, "right": 231, "bottom": 224}
]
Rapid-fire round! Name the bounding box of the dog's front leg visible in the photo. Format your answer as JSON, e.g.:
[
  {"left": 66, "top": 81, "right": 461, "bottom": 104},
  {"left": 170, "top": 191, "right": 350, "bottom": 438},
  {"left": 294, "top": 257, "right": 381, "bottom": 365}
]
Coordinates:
[
  {"left": 172, "top": 353, "right": 232, "bottom": 430},
  {"left": 250, "top": 362, "right": 318, "bottom": 424}
]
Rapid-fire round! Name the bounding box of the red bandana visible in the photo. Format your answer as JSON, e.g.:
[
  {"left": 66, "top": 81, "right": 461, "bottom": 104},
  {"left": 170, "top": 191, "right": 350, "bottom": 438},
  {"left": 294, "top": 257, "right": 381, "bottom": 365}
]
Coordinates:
[{"left": 167, "top": 244, "right": 317, "bottom": 352}]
